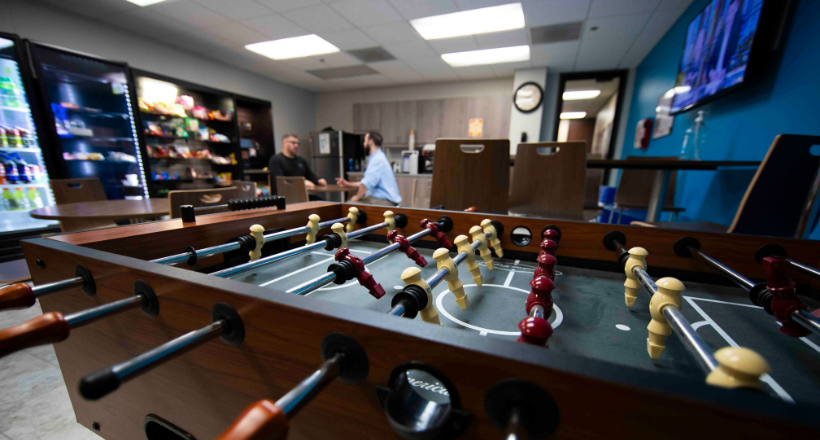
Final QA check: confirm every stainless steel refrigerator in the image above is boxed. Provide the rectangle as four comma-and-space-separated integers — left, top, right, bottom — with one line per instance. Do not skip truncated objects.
304, 130, 363, 202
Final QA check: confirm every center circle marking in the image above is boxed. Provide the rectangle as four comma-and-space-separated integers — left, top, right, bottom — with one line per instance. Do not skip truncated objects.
436, 284, 563, 335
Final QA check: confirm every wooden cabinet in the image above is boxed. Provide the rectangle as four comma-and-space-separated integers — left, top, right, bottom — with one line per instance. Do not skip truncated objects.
415, 99, 443, 144
353, 96, 510, 145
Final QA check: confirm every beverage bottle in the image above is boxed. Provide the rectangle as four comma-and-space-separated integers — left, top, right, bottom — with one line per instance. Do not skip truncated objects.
10, 128, 22, 148
13, 187, 29, 210
11, 154, 30, 182
29, 165, 40, 183
0, 162, 6, 184
348, 158, 353, 171
0, 127, 7, 147
28, 187, 43, 208
693, 110, 707, 161
1, 154, 18, 183
680, 127, 694, 159
2, 188, 14, 210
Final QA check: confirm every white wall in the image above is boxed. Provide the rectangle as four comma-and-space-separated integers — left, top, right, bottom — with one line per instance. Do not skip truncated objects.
591, 93, 617, 156
2, 0, 316, 153
508, 68, 546, 155
316, 78, 514, 132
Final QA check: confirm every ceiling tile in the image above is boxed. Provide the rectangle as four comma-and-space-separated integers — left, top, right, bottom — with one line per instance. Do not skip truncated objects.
405, 56, 458, 80
200, 22, 269, 49
283, 4, 355, 32
658, 0, 695, 11
103, 8, 196, 38
279, 51, 363, 70
150, 0, 230, 29
257, 0, 325, 12
589, 0, 660, 18
329, 0, 404, 27
642, 7, 687, 35
454, 0, 513, 11
427, 36, 479, 54
491, 60, 531, 77
387, 0, 459, 20
241, 14, 309, 39
40, 0, 138, 19
453, 65, 496, 80
575, 37, 631, 71
318, 29, 379, 50
369, 60, 427, 82
584, 13, 652, 42
363, 22, 425, 45
164, 29, 230, 57
530, 40, 580, 71
475, 29, 528, 49
192, 0, 274, 21
323, 75, 397, 90
522, 0, 591, 27
383, 41, 438, 59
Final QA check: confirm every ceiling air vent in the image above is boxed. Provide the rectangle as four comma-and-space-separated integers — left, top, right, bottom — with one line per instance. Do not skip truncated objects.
306, 65, 381, 80
346, 46, 396, 63
530, 22, 583, 45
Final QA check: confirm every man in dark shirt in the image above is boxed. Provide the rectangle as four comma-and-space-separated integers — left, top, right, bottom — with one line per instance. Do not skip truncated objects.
269, 133, 326, 195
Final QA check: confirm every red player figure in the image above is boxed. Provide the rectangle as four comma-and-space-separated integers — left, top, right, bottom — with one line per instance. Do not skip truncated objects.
762, 257, 809, 337
420, 218, 453, 249
526, 276, 555, 315
534, 253, 557, 281
538, 238, 558, 258
387, 230, 427, 267
517, 316, 553, 347
542, 229, 559, 243
334, 248, 386, 299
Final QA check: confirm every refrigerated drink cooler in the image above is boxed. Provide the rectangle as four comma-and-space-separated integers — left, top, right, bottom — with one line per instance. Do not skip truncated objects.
29, 42, 149, 200
0, 32, 58, 238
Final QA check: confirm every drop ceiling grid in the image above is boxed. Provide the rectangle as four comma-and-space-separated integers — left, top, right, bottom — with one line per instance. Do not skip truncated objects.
34, 0, 693, 91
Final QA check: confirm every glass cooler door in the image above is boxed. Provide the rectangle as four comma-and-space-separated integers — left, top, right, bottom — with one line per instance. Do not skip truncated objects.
30, 43, 148, 200
0, 33, 58, 234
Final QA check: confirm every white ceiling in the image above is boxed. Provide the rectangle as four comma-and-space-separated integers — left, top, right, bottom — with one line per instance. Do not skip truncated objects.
34, 0, 695, 92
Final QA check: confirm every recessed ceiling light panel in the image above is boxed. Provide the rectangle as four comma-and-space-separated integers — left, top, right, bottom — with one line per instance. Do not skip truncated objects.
411, 3, 525, 40
563, 90, 601, 100
442, 45, 529, 67
125, 0, 167, 6
246, 35, 340, 60
560, 112, 587, 119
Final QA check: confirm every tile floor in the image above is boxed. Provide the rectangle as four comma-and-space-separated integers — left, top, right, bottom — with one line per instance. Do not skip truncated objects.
0, 300, 100, 440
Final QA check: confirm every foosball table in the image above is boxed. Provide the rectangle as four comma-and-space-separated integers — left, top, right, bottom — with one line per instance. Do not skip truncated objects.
2, 200, 820, 439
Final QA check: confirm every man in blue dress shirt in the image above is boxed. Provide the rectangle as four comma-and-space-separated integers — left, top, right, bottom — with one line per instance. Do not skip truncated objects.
336, 132, 401, 206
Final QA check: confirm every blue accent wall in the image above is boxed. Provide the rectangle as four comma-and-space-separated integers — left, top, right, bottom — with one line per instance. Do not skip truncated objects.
621, 0, 820, 227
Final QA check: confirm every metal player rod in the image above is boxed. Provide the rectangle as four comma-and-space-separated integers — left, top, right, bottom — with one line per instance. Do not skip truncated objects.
630, 260, 718, 374
0, 294, 147, 359
214, 353, 349, 440
80, 319, 227, 400
387, 232, 488, 317
152, 217, 350, 266
210, 221, 390, 278
767, 254, 820, 283
687, 247, 820, 335
289, 228, 434, 296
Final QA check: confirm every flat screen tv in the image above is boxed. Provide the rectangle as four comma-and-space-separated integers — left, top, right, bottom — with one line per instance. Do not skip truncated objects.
670, 0, 783, 113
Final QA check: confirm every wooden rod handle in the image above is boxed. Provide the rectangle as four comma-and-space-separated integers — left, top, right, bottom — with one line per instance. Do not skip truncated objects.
0, 312, 70, 358
0, 283, 36, 311
215, 400, 289, 440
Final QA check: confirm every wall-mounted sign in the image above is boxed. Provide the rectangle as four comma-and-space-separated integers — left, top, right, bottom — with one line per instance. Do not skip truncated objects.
468, 118, 483, 137
653, 90, 675, 139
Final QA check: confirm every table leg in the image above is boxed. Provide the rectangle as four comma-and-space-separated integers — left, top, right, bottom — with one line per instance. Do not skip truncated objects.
646, 170, 671, 222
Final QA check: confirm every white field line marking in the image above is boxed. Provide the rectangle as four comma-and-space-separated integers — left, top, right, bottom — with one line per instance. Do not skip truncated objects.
503, 270, 515, 287
692, 321, 709, 330
259, 257, 334, 287
436, 284, 563, 335
683, 296, 794, 403
692, 296, 820, 355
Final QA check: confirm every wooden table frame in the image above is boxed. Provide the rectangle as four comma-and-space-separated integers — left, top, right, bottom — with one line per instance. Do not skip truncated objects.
20, 202, 820, 440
